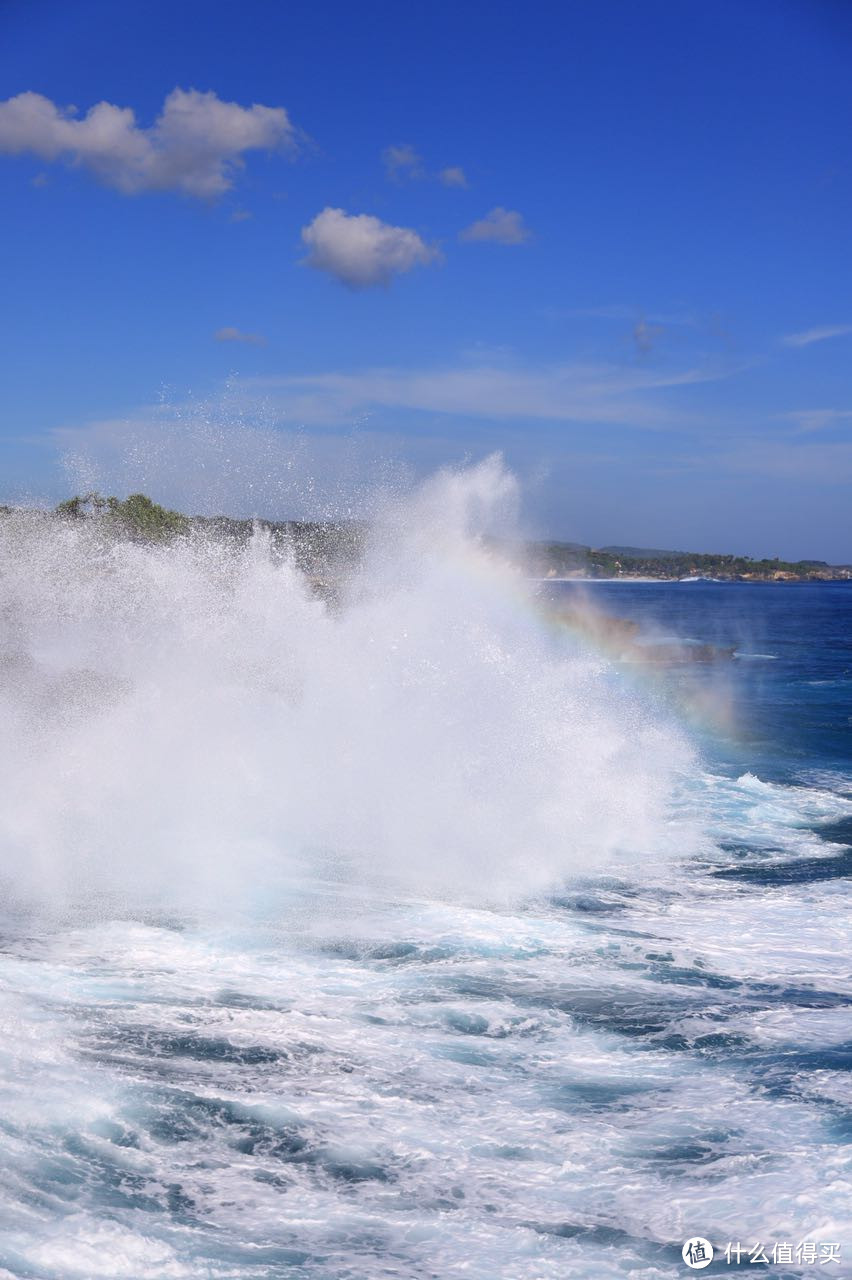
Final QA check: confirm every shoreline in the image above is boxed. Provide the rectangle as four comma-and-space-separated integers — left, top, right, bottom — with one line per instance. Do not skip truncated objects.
533, 575, 852, 585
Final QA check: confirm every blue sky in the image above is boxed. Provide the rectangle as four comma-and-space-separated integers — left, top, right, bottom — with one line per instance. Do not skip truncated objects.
1, 0, 850, 558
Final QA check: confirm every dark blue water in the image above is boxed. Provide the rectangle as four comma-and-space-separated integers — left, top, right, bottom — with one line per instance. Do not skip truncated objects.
548, 580, 852, 785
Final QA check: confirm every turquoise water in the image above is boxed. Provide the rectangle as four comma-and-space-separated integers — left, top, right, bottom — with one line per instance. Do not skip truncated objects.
0, 527, 849, 1279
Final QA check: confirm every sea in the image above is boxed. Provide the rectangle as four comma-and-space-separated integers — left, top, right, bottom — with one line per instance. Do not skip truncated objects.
0, 470, 849, 1279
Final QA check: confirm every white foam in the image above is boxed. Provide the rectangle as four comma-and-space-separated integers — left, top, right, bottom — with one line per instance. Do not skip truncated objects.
2, 880, 850, 1279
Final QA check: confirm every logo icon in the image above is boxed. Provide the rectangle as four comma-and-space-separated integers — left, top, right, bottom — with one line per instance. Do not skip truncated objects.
682, 1237, 714, 1269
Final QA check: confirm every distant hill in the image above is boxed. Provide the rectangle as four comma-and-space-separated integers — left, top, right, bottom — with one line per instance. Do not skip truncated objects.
599, 545, 833, 566
599, 545, 691, 559
525, 540, 850, 582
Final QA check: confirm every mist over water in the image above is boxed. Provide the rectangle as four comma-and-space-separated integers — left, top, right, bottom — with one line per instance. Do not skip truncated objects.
1, 452, 850, 1279
0, 456, 688, 916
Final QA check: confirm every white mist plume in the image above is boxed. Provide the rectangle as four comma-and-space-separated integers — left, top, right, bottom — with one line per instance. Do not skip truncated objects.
0, 457, 690, 914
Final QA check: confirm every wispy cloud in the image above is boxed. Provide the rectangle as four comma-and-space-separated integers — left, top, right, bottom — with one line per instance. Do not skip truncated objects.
459, 207, 531, 245
382, 147, 469, 188
44, 353, 735, 518
301, 208, 441, 289
781, 324, 852, 348
382, 143, 424, 181
0, 88, 296, 198
438, 165, 468, 188
246, 358, 731, 429
214, 326, 266, 345
783, 408, 852, 433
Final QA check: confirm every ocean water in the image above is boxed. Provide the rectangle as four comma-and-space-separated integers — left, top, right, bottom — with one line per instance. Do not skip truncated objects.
0, 466, 850, 1279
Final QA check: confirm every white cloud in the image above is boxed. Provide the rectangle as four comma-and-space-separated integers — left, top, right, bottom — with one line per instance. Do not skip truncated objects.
214, 326, 266, 345
459, 207, 531, 245
382, 143, 424, 180
438, 165, 468, 188
781, 324, 852, 348
0, 88, 295, 198
301, 207, 441, 289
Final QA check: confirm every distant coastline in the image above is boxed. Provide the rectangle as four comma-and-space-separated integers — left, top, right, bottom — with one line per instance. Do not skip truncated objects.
524, 542, 852, 583
2, 495, 850, 583
536, 573, 852, 584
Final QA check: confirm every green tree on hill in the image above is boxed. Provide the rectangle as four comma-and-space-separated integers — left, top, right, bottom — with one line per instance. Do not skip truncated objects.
56, 491, 189, 539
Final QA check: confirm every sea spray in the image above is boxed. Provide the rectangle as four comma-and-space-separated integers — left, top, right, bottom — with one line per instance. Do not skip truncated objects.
0, 469, 849, 1280
0, 457, 690, 916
